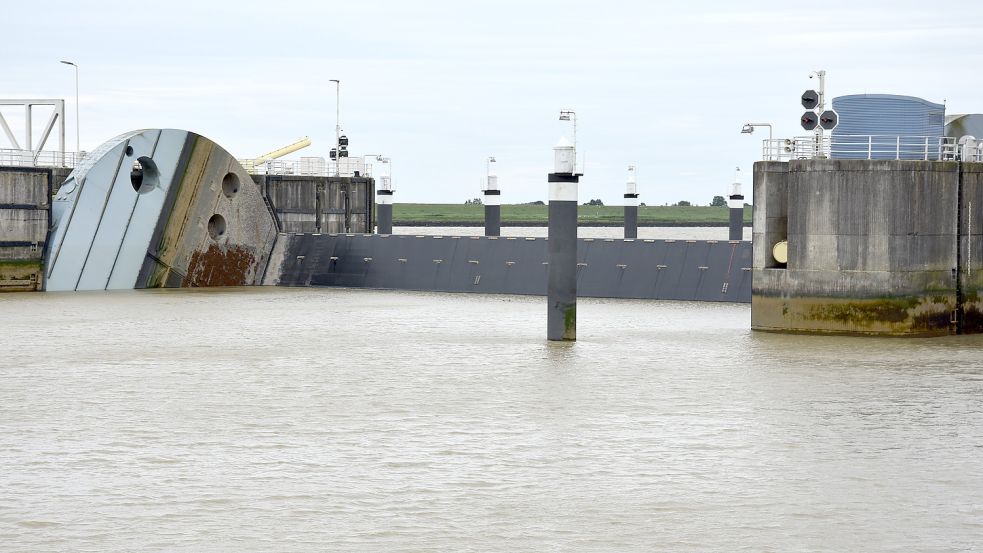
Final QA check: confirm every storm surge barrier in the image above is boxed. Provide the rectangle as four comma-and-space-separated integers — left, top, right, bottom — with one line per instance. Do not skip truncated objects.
267, 233, 752, 303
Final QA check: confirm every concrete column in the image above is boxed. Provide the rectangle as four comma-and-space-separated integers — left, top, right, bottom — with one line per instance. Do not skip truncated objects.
484, 191, 501, 236
624, 165, 638, 239
624, 198, 638, 239
728, 167, 744, 241
547, 138, 579, 341
376, 190, 393, 234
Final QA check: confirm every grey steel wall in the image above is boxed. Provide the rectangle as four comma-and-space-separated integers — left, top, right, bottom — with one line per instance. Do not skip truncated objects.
267, 233, 752, 303
946, 114, 983, 139
752, 159, 983, 336
0, 166, 51, 291
831, 94, 945, 159
255, 175, 374, 234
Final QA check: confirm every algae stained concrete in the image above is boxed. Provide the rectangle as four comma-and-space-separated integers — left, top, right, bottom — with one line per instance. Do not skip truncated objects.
0, 167, 51, 291
751, 159, 983, 336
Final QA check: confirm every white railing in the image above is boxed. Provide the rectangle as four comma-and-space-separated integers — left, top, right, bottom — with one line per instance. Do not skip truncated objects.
238, 157, 376, 178
0, 149, 86, 168
762, 135, 983, 162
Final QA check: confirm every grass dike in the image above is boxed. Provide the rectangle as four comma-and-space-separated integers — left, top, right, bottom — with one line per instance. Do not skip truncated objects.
392, 203, 752, 226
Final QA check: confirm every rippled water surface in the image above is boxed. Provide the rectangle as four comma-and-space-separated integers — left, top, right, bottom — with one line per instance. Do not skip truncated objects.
2, 287, 982, 552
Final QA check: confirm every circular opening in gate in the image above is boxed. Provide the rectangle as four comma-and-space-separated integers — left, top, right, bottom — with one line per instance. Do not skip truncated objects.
130, 156, 160, 194
222, 172, 240, 199
125, 145, 134, 156
207, 214, 227, 240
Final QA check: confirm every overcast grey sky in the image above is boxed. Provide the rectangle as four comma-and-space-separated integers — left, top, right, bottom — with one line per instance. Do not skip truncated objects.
4, 0, 983, 205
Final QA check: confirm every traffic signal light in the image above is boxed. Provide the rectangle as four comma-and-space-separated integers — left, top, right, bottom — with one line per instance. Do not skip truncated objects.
801, 111, 818, 131
819, 110, 838, 130
801, 90, 819, 110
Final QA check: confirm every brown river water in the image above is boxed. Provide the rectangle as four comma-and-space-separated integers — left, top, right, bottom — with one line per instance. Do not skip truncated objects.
1, 285, 981, 552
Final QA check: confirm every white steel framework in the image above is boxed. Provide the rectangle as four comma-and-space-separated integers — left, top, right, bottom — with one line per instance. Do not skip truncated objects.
0, 99, 66, 165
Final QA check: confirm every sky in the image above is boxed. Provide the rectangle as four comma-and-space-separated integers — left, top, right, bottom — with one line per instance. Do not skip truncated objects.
3, 0, 983, 205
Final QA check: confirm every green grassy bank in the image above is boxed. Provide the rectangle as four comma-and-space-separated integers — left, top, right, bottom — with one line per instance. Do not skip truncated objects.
392, 203, 752, 226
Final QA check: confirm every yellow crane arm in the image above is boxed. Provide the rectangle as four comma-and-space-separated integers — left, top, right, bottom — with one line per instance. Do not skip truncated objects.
252, 137, 312, 165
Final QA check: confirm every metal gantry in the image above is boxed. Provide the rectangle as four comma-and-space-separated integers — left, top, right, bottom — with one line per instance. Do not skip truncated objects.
0, 99, 67, 165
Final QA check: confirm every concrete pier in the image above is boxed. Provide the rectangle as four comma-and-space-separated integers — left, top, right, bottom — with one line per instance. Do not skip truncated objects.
728, 168, 745, 241
376, 190, 393, 234
624, 165, 639, 239
484, 193, 501, 237
752, 159, 983, 336
624, 202, 638, 239
547, 139, 579, 341
0, 166, 52, 291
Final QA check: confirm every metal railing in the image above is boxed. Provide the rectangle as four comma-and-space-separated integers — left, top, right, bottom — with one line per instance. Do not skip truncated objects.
238, 157, 376, 177
0, 149, 86, 168
762, 135, 983, 162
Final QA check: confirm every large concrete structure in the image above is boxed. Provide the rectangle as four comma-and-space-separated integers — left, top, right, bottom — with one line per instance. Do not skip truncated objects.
45, 129, 279, 291
752, 159, 983, 336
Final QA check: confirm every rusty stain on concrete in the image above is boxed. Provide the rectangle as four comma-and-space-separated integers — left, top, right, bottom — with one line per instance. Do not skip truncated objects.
182, 244, 257, 287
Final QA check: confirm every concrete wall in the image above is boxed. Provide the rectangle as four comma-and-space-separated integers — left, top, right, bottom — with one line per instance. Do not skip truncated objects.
256, 175, 374, 234
265, 233, 752, 303
752, 159, 983, 335
0, 166, 51, 291
959, 162, 983, 332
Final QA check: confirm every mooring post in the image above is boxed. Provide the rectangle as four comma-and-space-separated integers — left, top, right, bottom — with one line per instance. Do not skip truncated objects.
376, 171, 393, 235
484, 156, 500, 237
624, 164, 639, 239
547, 137, 580, 341
728, 166, 744, 241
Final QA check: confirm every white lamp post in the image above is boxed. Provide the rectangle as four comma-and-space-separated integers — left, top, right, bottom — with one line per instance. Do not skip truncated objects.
59, 60, 79, 155
330, 79, 340, 176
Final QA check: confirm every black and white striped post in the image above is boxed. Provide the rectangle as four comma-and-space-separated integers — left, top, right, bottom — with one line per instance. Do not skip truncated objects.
484, 156, 500, 237
624, 164, 639, 239
547, 137, 580, 341
728, 167, 744, 241
376, 170, 393, 235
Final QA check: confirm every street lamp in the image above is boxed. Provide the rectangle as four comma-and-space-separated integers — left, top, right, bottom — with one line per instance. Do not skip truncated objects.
59, 60, 79, 155
330, 79, 340, 176
364, 154, 391, 190
558, 109, 576, 150
740, 122, 773, 141
485, 156, 496, 191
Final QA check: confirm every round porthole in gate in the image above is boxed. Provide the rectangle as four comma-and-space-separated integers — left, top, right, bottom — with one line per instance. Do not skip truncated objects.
222, 172, 240, 199
130, 156, 160, 194
207, 214, 227, 240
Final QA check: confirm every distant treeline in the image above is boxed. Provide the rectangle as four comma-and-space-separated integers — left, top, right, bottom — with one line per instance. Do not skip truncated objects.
391, 203, 752, 226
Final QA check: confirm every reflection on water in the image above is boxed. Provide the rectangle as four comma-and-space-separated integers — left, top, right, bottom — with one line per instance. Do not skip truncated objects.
0, 287, 981, 552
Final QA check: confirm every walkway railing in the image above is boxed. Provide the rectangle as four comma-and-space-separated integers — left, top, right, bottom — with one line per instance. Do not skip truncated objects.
240, 158, 376, 178
762, 135, 983, 162
0, 149, 86, 168
0, 148, 379, 178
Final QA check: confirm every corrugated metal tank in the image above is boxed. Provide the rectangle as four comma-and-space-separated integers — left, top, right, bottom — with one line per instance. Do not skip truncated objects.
830, 94, 945, 159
